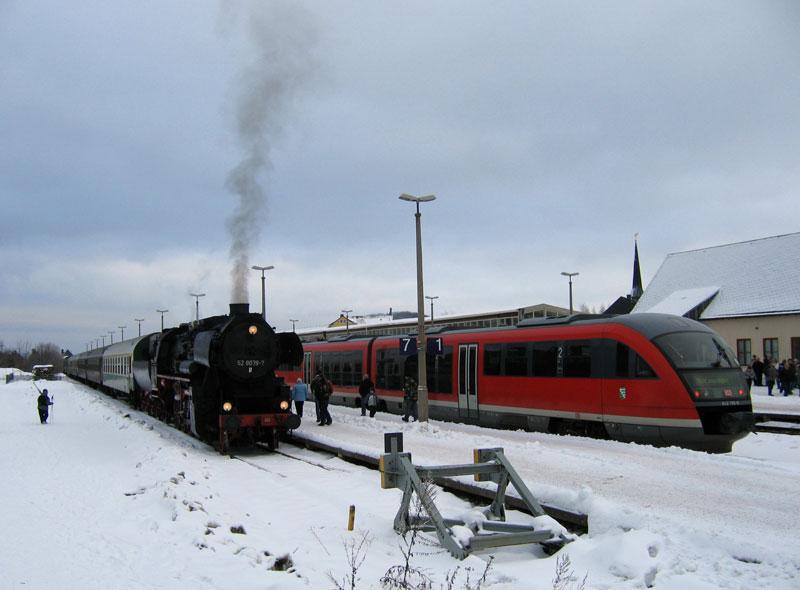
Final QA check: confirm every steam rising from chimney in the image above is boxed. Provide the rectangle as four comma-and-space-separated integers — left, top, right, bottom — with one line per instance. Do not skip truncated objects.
223, 0, 318, 303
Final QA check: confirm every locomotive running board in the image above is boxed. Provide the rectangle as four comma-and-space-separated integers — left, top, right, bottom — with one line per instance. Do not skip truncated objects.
379, 432, 572, 560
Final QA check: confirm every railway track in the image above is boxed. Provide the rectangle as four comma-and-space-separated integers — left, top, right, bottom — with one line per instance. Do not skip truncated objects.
260, 433, 589, 534
753, 412, 800, 435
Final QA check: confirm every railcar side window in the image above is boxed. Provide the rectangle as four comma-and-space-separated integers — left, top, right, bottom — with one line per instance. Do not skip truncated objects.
563, 342, 591, 378
532, 342, 558, 377
484, 344, 502, 376
505, 344, 529, 376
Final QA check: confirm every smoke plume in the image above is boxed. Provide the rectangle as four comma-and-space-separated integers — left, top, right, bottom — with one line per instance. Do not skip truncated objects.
223, 0, 318, 303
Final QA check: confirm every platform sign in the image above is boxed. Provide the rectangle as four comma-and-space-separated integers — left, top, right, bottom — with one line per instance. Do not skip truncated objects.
399, 337, 443, 356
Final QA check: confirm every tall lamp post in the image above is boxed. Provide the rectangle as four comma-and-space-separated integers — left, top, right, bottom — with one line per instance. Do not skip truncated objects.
251, 265, 274, 320
190, 293, 205, 322
134, 318, 144, 337
425, 295, 439, 325
156, 309, 168, 332
560, 271, 579, 315
289, 318, 298, 332
99, 336, 105, 347
341, 309, 352, 335
399, 192, 436, 423
108, 331, 115, 345
118, 325, 126, 341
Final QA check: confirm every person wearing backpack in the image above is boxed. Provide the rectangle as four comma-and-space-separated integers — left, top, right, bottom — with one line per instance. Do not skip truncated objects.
358, 374, 374, 416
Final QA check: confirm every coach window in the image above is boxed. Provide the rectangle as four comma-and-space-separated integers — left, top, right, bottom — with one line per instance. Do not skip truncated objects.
484, 344, 502, 376
532, 342, 558, 377
634, 353, 656, 378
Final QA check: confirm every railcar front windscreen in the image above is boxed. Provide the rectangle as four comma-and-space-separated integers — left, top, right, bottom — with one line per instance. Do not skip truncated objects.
653, 331, 747, 401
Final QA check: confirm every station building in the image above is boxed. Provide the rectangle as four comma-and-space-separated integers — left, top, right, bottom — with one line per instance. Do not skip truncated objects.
298, 303, 570, 342
633, 232, 800, 365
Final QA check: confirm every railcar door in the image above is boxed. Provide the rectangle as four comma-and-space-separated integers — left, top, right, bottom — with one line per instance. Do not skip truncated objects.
458, 344, 479, 421
303, 352, 312, 384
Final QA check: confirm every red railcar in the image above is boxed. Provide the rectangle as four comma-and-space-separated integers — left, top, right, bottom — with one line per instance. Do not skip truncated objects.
278, 313, 753, 452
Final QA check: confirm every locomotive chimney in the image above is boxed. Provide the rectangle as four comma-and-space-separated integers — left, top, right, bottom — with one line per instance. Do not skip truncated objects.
230, 303, 250, 316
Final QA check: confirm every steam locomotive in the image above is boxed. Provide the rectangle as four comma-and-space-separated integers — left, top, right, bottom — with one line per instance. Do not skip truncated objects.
65, 303, 303, 452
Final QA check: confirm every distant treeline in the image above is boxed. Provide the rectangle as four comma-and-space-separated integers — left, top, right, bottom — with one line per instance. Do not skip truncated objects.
0, 341, 69, 373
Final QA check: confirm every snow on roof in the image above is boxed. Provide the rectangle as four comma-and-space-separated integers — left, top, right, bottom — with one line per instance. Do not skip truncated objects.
642, 286, 719, 316
633, 232, 800, 319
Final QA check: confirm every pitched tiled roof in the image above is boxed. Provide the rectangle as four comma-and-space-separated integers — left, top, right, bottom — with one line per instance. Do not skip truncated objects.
633, 233, 800, 319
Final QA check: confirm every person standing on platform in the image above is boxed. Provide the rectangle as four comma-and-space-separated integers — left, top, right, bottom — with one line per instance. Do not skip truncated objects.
752, 355, 764, 386
765, 360, 777, 396
358, 374, 374, 416
311, 371, 332, 425
402, 376, 418, 422
37, 388, 53, 424
291, 378, 308, 418
743, 364, 754, 393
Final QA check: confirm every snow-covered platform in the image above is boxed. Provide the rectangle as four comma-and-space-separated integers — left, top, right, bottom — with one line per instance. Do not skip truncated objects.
3, 376, 799, 589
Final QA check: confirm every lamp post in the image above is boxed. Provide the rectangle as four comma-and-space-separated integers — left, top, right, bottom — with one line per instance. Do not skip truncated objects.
399, 192, 436, 423
289, 318, 298, 332
156, 309, 168, 332
560, 271, 579, 315
342, 309, 352, 335
134, 318, 144, 337
118, 325, 126, 341
251, 265, 274, 320
425, 295, 439, 325
108, 331, 114, 345
189, 293, 205, 321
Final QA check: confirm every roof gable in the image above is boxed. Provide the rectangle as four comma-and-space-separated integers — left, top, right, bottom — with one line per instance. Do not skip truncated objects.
633, 233, 800, 318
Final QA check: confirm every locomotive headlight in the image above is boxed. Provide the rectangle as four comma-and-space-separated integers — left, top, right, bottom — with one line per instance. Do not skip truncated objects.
222, 401, 233, 412
279, 400, 290, 411
248, 325, 258, 335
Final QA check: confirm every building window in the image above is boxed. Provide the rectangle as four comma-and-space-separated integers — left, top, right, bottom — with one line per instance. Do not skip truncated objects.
763, 338, 779, 363
791, 337, 800, 361
736, 339, 751, 366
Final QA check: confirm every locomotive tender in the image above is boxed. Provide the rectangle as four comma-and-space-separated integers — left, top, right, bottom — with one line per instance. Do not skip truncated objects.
278, 313, 753, 453
65, 303, 303, 452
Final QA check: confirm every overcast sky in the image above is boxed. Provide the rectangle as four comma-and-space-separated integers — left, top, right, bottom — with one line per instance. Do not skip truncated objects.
1, 1, 799, 354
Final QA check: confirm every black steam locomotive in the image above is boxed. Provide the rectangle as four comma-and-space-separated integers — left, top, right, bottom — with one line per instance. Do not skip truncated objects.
65, 303, 303, 452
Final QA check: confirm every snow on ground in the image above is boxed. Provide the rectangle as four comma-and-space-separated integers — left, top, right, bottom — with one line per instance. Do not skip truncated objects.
2, 375, 799, 589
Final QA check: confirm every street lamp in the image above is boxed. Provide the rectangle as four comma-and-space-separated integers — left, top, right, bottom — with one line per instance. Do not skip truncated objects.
342, 309, 352, 335
134, 318, 144, 337
251, 265, 274, 320
289, 318, 298, 332
156, 309, 168, 332
189, 293, 206, 321
108, 331, 115, 345
399, 192, 436, 422
560, 272, 579, 315
425, 295, 439, 324
118, 326, 126, 341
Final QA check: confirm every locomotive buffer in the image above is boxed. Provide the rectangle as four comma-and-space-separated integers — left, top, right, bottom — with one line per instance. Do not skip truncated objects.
379, 432, 572, 560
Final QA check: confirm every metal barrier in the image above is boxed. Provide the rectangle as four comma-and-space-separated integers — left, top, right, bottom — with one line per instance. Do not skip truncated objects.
379, 432, 572, 559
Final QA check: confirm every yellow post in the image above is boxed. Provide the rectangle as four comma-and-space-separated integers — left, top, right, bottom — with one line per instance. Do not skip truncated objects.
347, 505, 355, 531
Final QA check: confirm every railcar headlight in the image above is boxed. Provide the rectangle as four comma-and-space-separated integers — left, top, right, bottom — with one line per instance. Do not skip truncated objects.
279, 400, 290, 411
248, 325, 258, 335
222, 401, 233, 412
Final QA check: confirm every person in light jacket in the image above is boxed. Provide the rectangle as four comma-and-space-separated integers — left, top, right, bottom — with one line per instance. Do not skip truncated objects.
291, 378, 308, 418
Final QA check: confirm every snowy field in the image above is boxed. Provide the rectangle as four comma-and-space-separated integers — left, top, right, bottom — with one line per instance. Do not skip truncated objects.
2, 371, 799, 589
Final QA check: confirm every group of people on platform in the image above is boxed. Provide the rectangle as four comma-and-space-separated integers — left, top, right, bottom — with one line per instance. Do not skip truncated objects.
744, 355, 798, 396
290, 372, 419, 425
